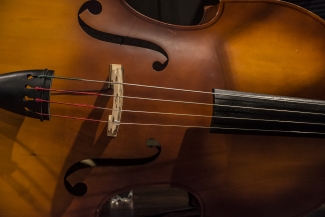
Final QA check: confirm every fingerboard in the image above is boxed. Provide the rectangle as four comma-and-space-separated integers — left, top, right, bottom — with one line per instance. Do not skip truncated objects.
210, 89, 325, 137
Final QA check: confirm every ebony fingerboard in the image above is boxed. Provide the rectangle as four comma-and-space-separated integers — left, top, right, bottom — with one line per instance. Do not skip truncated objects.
210, 89, 325, 137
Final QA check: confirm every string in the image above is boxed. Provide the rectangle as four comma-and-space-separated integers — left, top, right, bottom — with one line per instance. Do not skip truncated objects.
34, 91, 325, 135
35, 98, 325, 127
34, 111, 325, 135
35, 87, 325, 117
38, 75, 213, 95
38, 75, 325, 106
118, 122, 325, 135
35, 112, 107, 123
33, 75, 325, 135
35, 98, 98, 109
35, 87, 213, 106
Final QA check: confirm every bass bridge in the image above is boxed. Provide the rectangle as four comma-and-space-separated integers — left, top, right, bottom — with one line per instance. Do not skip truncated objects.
107, 64, 124, 137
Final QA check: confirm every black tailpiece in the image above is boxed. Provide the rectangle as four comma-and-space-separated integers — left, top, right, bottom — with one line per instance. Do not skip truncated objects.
0, 69, 54, 121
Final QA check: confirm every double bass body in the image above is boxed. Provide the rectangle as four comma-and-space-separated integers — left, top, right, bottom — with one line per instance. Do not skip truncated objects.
0, 0, 325, 216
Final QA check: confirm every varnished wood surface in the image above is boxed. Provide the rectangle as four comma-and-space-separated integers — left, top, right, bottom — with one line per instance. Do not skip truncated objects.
0, 0, 325, 217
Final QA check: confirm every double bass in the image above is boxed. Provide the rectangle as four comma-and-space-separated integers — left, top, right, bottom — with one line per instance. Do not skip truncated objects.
0, 0, 325, 216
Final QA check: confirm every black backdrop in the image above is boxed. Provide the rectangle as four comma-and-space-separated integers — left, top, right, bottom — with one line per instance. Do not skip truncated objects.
125, 0, 325, 25
291, 0, 325, 20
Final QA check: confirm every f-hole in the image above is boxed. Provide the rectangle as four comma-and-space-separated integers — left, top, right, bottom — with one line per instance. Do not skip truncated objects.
99, 186, 201, 217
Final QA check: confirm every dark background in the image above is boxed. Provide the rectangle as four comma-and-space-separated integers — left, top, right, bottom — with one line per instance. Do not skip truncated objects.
125, 0, 325, 25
